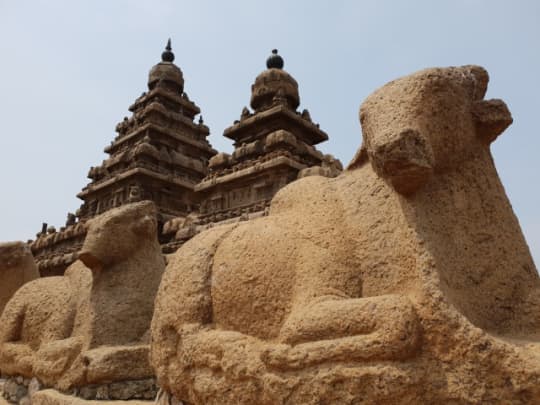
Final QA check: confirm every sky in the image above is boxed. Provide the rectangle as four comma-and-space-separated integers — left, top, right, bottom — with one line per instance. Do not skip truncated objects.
0, 1, 538, 266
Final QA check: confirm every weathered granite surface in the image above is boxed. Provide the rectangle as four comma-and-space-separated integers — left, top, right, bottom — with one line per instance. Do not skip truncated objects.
0, 202, 164, 399
151, 65, 540, 404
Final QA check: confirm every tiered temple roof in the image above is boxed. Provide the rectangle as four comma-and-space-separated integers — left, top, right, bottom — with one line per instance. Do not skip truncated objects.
194, 50, 336, 226
77, 39, 216, 224
32, 40, 216, 275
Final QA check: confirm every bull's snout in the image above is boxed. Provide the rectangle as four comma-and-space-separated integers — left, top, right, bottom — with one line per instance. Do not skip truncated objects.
371, 129, 434, 195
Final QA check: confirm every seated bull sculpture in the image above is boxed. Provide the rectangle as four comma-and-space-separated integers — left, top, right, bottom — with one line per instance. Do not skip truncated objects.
151, 66, 540, 404
0, 201, 165, 394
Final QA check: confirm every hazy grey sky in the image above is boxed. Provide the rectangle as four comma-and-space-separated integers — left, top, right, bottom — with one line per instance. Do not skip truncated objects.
1, 1, 538, 265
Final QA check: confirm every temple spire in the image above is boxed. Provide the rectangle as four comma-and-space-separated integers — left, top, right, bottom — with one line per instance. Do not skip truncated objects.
161, 38, 175, 62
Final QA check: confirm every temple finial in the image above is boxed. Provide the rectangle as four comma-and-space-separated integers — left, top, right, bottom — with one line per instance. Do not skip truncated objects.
161, 38, 175, 62
266, 49, 284, 69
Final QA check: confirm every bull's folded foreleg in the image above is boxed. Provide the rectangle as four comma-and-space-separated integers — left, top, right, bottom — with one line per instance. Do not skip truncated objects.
264, 294, 420, 370
33, 337, 83, 387
0, 342, 34, 376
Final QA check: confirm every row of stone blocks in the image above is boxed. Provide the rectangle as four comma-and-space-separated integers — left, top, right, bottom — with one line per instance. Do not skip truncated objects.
1, 376, 158, 404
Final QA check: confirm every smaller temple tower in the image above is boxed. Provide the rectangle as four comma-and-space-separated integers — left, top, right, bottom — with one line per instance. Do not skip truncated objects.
194, 50, 338, 226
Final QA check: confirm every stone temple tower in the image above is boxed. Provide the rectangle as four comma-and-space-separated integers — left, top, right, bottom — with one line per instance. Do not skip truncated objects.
77, 39, 216, 226
194, 49, 338, 227
32, 40, 216, 276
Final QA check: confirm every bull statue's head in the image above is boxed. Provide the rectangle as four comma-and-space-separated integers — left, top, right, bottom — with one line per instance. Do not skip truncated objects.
78, 201, 157, 273
351, 65, 512, 195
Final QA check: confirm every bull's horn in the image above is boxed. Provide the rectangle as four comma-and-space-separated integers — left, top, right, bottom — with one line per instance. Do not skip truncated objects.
463, 65, 489, 101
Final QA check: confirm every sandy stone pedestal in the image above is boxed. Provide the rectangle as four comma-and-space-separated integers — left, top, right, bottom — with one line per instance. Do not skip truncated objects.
31, 390, 152, 405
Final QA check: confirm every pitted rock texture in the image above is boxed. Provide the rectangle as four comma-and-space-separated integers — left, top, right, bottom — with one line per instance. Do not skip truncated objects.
0, 202, 165, 394
151, 65, 540, 404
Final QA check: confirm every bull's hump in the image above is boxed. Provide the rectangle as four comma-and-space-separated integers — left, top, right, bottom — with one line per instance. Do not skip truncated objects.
270, 175, 338, 216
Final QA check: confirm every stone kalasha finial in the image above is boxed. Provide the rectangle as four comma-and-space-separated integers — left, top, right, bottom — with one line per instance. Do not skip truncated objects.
266, 49, 284, 69
161, 38, 175, 62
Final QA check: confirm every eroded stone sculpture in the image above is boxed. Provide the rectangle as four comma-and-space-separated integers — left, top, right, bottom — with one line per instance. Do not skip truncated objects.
0, 201, 164, 401
0, 242, 39, 316
151, 65, 540, 404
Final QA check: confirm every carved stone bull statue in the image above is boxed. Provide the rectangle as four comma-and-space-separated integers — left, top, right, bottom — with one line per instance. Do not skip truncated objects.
151, 65, 540, 404
0, 201, 165, 393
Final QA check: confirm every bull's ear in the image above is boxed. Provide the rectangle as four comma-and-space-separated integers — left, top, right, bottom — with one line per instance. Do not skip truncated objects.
472, 99, 513, 144
371, 129, 434, 195
465, 65, 489, 100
